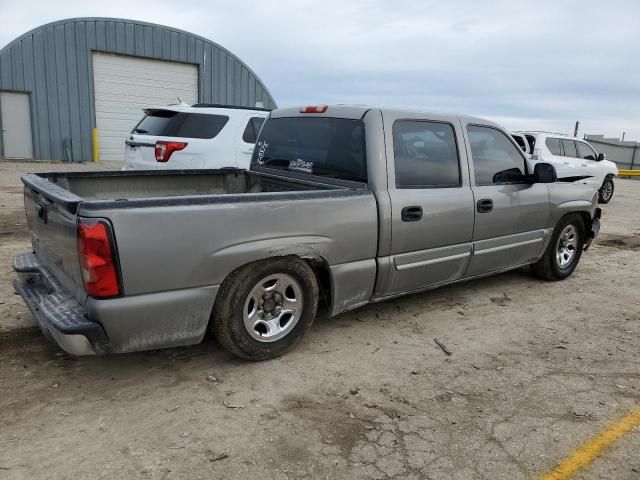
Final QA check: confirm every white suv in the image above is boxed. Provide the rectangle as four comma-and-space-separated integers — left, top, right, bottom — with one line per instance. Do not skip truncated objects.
521, 132, 619, 203
123, 104, 271, 171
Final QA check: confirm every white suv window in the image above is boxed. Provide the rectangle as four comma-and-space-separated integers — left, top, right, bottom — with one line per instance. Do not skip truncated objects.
133, 110, 229, 139
561, 139, 578, 158
576, 142, 597, 160
545, 137, 562, 156
242, 117, 266, 144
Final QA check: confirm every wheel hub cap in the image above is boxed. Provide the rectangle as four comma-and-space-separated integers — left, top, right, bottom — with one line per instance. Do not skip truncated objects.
556, 225, 578, 268
243, 273, 303, 343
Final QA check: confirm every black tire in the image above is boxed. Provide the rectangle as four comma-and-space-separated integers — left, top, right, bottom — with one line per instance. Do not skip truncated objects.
211, 257, 318, 360
532, 214, 585, 281
598, 176, 614, 204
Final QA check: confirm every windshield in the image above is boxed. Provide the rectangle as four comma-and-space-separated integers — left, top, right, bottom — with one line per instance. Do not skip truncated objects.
251, 117, 367, 183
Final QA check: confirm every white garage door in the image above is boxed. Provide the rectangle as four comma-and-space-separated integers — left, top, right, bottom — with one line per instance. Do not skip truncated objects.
93, 53, 198, 162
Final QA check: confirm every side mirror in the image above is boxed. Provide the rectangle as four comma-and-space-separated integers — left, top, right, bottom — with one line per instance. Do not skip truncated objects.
597, 152, 606, 162
533, 162, 557, 183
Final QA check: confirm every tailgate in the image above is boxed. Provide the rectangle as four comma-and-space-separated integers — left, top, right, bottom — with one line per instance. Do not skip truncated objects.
124, 135, 159, 170
23, 175, 86, 303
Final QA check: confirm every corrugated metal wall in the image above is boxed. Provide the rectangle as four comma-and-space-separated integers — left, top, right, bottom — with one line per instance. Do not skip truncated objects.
0, 18, 276, 161
586, 135, 639, 171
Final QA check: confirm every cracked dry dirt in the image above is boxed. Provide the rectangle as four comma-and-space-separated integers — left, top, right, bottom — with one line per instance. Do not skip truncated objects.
0, 162, 639, 479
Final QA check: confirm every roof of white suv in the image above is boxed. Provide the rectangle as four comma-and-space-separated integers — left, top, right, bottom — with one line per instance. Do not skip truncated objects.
143, 103, 272, 115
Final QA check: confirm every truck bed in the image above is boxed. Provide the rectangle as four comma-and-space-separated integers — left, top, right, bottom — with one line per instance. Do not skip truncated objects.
25, 168, 343, 204
19, 167, 378, 354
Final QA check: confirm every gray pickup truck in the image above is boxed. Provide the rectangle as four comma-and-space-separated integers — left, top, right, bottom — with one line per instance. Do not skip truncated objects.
14, 105, 601, 360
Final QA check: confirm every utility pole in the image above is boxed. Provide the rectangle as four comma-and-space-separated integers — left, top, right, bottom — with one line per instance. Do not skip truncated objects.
622, 131, 626, 142
573, 121, 580, 137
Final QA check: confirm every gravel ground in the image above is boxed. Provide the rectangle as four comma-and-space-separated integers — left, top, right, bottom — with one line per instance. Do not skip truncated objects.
0, 161, 638, 480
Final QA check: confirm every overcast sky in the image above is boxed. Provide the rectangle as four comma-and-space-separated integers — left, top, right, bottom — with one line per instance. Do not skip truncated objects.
1, 0, 639, 139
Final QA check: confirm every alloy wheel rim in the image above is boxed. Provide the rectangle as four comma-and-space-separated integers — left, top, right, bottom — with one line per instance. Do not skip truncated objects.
243, 273, 303, 343
602, 181, 613, 201
556, 225, 578, 268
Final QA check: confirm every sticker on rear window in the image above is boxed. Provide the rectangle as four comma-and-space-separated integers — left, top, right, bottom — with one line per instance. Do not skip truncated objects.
256, 141, 269, 165
288, 159, 313, 173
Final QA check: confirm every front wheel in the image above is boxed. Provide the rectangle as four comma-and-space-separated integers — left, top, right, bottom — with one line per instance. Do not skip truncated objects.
532, 214, 585, 281
598, 177, 614, 204
211, 257, 319, 360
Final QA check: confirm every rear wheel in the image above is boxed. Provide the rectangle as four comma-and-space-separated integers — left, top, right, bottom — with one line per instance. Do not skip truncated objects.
532, 214, 585, 281
598, 176, 614, 204
211, 257, 318, 360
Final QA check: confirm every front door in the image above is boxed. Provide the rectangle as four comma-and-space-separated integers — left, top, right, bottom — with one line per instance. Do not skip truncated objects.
0, 92, 33, 159
464, 124, 550, 277
385, 116, 475, 295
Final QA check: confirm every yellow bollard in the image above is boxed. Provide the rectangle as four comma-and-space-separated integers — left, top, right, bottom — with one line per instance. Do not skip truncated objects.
92, 128, 100, 163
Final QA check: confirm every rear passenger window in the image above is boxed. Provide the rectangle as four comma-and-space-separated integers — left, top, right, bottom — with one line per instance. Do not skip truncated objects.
561, 139, 578, 157
576, 142, 597, 160
132, 111, 229, 139
242, 117, 266, 143
393, 121, 460, 188
546, 137, 562, 155
467, 125, 526, 185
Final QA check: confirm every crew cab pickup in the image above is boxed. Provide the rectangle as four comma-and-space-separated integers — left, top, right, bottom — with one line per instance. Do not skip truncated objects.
14, 105, 602, 360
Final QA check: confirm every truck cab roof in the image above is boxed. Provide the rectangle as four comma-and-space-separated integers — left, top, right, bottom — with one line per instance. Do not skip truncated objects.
270, 104, 497, 127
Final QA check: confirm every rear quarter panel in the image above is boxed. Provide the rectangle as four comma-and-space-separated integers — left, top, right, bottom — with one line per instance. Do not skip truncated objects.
81, 190, 379, 308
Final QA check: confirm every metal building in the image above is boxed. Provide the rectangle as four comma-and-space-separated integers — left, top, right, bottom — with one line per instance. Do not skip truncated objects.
0, 17, 276, 162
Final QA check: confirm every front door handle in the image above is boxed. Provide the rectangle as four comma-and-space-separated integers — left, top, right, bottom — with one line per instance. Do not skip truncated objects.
477, 199, 493, 213
401, 206, 423, 222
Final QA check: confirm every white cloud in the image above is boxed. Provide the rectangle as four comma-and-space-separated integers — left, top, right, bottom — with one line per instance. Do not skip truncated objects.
1, 0, 639, 139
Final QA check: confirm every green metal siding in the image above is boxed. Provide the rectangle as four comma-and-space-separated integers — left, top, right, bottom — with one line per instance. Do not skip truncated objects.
0, 17, 276, 161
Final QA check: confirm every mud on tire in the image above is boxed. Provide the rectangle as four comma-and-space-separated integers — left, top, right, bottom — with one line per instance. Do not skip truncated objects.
211, 257, 319, 360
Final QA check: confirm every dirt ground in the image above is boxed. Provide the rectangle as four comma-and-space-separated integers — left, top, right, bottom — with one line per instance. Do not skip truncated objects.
0, 161, 638, 480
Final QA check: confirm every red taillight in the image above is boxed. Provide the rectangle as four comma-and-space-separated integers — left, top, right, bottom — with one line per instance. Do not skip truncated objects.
77, 219, 121, 298
299, 105, 328, 113
155, 141, 187, 162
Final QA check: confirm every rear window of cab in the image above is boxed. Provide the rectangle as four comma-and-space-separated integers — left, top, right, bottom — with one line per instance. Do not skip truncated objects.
251, 117, 367, 183
133, 110, 229, 139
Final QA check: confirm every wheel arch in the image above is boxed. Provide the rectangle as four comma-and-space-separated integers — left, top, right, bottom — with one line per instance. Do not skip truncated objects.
209, 252, 376, 326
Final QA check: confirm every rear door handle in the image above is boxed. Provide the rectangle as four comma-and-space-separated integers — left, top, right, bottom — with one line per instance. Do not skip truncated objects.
401, 206, 423, 222
477, 199, 493, 213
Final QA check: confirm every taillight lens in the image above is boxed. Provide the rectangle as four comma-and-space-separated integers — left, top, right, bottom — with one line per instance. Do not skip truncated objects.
299, 105, 328, 113
77, 219, 121, 298
155, 141, 187, 162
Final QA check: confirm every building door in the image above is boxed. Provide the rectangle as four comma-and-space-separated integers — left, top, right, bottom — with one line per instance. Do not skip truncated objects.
92, 53, 198, 163
0, 92, 34, 159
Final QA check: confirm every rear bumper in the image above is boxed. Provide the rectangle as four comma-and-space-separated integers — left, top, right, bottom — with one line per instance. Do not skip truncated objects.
13, 253, 109, 355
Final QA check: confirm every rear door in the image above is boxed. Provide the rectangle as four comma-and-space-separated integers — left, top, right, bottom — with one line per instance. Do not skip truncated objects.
383, 113, 475, 295
464, 123, 549, 277
542, 136, 576, 179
